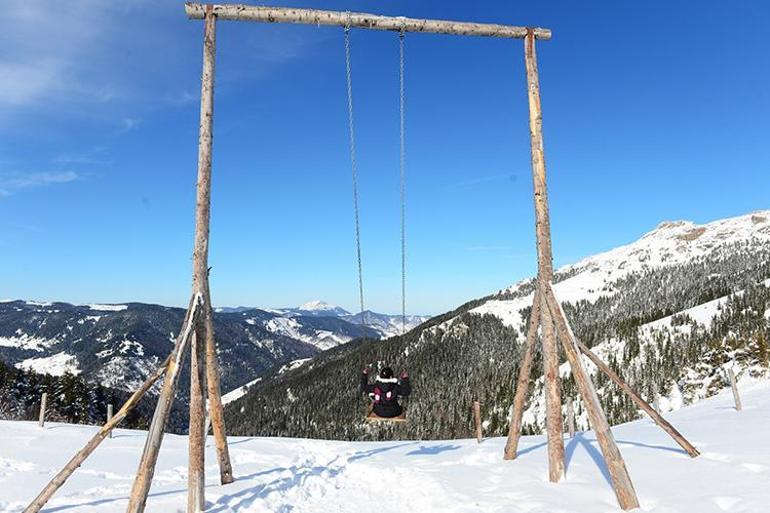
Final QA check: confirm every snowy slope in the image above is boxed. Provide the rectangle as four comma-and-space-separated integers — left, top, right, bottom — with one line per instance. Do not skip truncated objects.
0, 380, 768, 512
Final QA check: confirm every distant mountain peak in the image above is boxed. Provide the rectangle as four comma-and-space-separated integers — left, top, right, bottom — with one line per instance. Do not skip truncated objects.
298, 300, 342, 312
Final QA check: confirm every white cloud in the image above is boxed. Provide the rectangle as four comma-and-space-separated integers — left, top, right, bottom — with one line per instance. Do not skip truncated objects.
0, 171, 80, 196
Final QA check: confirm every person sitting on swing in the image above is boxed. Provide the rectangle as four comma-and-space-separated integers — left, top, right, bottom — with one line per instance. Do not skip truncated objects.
360, 366, 411, 418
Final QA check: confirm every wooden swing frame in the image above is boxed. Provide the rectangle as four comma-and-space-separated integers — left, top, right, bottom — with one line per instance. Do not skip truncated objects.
22, 4, 698, 513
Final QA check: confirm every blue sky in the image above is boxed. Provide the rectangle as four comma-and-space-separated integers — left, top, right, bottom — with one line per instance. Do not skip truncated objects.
1, 1, 769, 315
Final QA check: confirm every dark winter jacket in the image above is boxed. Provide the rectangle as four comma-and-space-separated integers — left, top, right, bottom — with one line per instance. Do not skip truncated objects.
360, 372, 412, 418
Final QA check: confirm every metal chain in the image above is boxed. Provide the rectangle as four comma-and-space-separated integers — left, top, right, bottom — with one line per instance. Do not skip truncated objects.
344, 24, 366, 327
399, 28, 407, 335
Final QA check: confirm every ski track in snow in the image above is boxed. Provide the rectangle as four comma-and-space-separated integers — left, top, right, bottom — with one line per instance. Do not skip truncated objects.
1, 381, 770, 512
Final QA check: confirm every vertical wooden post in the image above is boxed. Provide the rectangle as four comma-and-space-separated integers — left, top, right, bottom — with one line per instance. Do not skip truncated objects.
504, 293, 540, 459
38, 393, 47, 428
125, 295, 202, 513
188, 6, 218, 511
523, 29, 564, 483
544, 284, 640, 510
566, 400, 575, 438
188, 327, 207, 513
107, 404, 114, 439
473, 400, 483, 443
728, 366, 742, 411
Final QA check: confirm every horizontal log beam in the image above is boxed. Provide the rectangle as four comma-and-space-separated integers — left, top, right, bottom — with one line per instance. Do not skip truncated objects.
185, 3, 551, 40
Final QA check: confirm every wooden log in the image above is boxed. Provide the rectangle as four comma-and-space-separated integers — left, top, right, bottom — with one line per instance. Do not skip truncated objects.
125, 294, 203, 513
574, 339, 700, 457
503, 292, 541, 460
107, 404, 114, 439
543, 283, 639, 510
540, 292, 565, 481
204, 293, 234, 484
523, 30, 564, 483
38, 392, 47, 428
728, 367, 742, 411
184, 3, 551, 40
188, 325, 207, 512
566, 400, 576, 438
23, 357, 170, 513
473, 400, 483, 443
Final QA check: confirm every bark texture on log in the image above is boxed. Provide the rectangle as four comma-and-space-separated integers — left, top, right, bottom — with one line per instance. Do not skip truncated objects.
503, 293, 540, 460
575, 339, 700, 458
23, 357, 170, 513
184, 3, 551, 40
125, 294, 203, 513
543, 284, 640, 510
540, 294, 565, 481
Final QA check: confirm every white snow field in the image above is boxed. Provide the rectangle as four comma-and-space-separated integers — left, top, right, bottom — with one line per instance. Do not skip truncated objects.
1, 381, 768, 513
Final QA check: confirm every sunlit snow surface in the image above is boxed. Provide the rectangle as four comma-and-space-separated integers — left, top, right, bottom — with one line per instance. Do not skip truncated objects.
0, 381, 768, 512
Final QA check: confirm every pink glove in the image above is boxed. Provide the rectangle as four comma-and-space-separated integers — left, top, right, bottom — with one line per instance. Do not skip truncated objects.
363, 367, 369, 375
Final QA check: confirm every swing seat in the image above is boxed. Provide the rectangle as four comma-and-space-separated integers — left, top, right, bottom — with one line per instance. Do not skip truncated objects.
364, 404, 408, 423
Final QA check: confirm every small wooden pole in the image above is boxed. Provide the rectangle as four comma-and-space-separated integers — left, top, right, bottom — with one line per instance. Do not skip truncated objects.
524, 29, 564, 483
566, 400, 575, 438
38, 393, 47, 428
503, 293, 541, 459
544, 284, 639, 510
473, 400, 483, 443
107, 404, 114, 439
23, 357, 171, 513
125, 295, 202, 513
575, 338, 700, 458
728, 366, 742, 411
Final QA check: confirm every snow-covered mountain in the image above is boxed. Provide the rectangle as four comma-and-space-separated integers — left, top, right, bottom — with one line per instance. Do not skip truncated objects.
224, 210, 770, 440
219, 300, 430, 339
0, 301, 381, 398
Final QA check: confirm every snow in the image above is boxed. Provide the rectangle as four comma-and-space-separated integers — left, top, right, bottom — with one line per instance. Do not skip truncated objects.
1, 381, 769, 512
15, 352, 80, 376
221, 377, 263, 406
297, 300, 342, 312
0, 334, 57, 351
87, 304, 128, 312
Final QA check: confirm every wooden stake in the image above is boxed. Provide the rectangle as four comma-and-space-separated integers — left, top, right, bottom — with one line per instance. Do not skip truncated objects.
728, 366, 742, 411
473, 400, 483, 443
23, 357, 170, 513
524, 30, 564, 483
504, 292, 541, 460
566, 400, 576, 438
544, 284, 640, 510
125, 294, 203, 513
184, 3, 551, 40
107, 404, 114, 439
575, 339, 700, 458
38, 393, 47, 428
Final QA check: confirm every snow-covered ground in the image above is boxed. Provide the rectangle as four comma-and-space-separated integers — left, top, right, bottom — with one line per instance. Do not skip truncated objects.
1, 381, 768, 512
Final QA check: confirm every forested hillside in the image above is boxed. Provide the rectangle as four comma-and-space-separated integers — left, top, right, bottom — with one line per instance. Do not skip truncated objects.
224, 212, 770, 440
